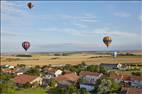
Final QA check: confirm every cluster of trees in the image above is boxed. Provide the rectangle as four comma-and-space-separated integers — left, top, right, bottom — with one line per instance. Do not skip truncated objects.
54, 53, 69, 56
47, 79, 90, 94
126, 65, 141, 71
62, 62, 108, 74
4, 58, 20, 62
58, 85, 90, 94
131, 71, 142, 76
0, 73, 16, 94
48, 79, 57, 88
25, 66, 41, 76
53, 77, 121, 94
94, 77, 122, 94
16, 55, 32, 57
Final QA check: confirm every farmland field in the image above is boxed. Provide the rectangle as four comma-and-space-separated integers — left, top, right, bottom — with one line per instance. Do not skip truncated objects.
1, 52, 142, 66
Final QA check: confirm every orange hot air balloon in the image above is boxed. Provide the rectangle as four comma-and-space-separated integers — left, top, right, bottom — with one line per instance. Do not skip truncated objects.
103, 36, 112, 47
27, 2, 33, 10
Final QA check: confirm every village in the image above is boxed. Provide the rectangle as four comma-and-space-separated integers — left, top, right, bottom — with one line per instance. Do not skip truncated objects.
1, 62, 142, 94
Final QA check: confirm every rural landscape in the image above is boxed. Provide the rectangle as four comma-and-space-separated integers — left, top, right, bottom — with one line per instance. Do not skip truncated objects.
1, 51, 142, 94
1, 51, 142, 66
1, 1, 142, 94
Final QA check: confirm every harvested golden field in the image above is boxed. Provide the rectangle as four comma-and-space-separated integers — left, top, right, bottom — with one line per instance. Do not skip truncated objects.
1, 53, 142, 66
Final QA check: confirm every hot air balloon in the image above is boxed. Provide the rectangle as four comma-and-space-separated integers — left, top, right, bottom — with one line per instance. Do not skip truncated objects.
22, 41, 30, 51
27, 2, 33, 10
103, 36, 112, 47
112, 51, 117, 58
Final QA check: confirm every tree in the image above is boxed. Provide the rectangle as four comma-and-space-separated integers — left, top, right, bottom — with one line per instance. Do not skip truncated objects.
25, 67, 40, 76
80, 88, 90, 94
23, 82, 32, 88
86, 65, 99, 72
80, 61, 87, 66
62, 53, 68, 56
54, 53, 61, 56
48, 79, 57, 88
59, 88, 66, 94
99, 66, 107, 74
66, 85, 77, 94
95, 77, 121, 94
35, 65, 40, 69
131, 71, 141, 76
0, 80, 16, 94
63, 64, 72, 70
17, 64, 26, 68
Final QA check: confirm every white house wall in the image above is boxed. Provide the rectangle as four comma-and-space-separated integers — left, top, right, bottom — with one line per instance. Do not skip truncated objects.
80, 84, 94, 91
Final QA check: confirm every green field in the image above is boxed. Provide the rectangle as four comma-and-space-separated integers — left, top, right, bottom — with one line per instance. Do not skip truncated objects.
15, 87, 47, 94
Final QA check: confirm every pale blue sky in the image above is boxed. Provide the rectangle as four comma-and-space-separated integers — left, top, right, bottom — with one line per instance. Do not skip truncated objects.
1, 1, 142, 53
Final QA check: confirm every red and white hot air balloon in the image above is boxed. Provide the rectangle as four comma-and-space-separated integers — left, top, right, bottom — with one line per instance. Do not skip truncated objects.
22, 41, 30, 51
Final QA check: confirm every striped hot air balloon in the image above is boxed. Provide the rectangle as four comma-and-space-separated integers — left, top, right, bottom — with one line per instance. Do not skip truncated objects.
22, 41, 30, 51
103, 36, 112, 47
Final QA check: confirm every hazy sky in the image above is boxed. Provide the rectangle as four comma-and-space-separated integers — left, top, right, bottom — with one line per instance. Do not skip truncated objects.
1, 1, 142, 53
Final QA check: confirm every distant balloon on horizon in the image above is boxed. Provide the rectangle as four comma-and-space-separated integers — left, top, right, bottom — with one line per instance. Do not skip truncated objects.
112, 51, 117, 58
22, 41, 30, 51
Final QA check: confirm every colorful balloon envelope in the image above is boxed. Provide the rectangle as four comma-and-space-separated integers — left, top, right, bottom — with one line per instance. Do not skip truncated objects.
103, 36, 112, 47
22, 41, 30, 51
27, 2, 33, 10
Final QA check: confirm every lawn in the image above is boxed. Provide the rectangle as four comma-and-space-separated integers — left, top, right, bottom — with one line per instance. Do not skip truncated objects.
15, 87, 47, 94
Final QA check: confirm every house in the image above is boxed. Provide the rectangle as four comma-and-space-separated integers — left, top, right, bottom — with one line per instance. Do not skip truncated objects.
54, 72, 79, 88
1, 64, 15, 69
100, 63, 118, 69
15, 67, 30, 75
79, 71, 103, 91
80, 83, 94, 91
13, 74, 42, 87
42, 68, 63, 87
111, 74, 142, 88
100, 63, 129, 70
131, 76, 142, 88
1, 69, 16, 74
43, 68, 62, 79
120, 87, 142, 94
2, 65, 15, 69
79, 71, 103, 84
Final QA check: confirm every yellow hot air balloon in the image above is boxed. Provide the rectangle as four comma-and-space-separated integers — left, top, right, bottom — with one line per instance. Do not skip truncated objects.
103, 36, 112, 47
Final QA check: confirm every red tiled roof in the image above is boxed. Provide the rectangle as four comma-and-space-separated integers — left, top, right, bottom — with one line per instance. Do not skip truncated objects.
111, 74, 142, 81
131, 76, 142, 81
14, 74, 38, 84
79, 71, 102, 77
122, 88, 142, 94
63, 70, 72, 74
121, 75, 131, 81
47, 68, 58, 73
54, 72, 79, 82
